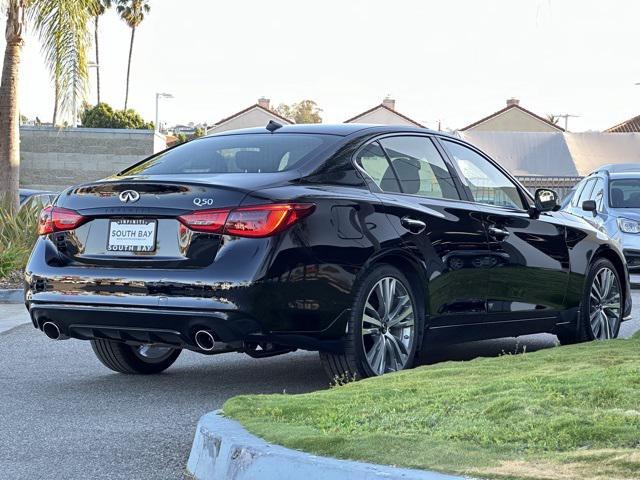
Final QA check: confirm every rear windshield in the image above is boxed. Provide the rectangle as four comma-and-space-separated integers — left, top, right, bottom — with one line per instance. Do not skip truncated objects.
610, 178, 640, 208
119, 133, 335, 175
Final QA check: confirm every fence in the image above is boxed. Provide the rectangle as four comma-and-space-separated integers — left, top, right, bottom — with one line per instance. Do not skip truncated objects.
515, 175, 583, 200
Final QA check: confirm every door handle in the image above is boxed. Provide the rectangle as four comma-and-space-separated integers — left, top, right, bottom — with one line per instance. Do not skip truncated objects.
487, 226, 510, 239
401, 217, 427, 234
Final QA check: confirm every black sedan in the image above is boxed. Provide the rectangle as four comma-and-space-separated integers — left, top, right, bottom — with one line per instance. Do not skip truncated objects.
25, 123, 632, 380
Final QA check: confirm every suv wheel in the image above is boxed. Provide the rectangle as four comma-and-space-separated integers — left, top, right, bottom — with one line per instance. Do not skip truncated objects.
557, 258, 622, 345
91, 339, 181, 374
319, 265, 421, 382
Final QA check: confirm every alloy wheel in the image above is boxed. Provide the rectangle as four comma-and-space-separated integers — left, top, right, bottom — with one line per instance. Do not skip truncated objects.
361, 276, 415, 375
134, 344, 175, 361
589, 267, 621, 340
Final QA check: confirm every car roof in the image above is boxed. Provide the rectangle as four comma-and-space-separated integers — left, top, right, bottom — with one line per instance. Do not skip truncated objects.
590, 163, 640, 175
205, 123, 444, 138
609, 172, 640, 180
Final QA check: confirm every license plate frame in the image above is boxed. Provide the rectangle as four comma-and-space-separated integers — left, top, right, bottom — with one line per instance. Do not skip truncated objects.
107, 219, 157, 253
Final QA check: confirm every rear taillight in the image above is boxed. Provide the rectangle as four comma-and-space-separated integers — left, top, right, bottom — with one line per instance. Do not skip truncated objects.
178, 203, 315, 238
37, 206, 86, 235
177, 209, 229, 234
225, 204, 315, 238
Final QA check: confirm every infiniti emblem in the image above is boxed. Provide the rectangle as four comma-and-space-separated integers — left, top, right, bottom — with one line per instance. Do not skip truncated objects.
119, 190, 140, 203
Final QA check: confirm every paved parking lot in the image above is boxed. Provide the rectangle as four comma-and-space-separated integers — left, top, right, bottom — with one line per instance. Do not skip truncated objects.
0, 294, 638, 480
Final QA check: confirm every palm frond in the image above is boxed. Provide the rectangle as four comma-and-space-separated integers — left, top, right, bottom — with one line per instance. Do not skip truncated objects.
27, 0, 98, 119
116, 0, 150, 29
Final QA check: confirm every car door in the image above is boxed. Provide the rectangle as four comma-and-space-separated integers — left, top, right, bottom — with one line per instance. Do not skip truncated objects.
439, 138, 570, 325
355, 135, 490, 328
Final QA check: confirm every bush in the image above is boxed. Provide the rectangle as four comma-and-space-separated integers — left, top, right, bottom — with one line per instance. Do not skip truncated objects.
80, 103, 154, 130
0, 201, 41, 279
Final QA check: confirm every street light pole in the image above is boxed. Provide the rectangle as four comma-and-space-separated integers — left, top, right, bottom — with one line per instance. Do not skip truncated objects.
74, 62, 99, 127
155, 92, 174, 133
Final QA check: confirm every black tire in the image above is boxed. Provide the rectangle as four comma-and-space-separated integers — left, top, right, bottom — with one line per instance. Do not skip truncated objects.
319, 264, 423, 382
90, 339, 181, 374
557, 258, 622, 345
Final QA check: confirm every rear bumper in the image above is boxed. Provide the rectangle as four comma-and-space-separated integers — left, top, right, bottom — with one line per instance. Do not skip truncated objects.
28, 302, 259, 351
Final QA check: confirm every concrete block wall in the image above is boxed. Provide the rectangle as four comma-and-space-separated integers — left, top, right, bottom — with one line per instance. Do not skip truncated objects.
19, 127, 166, 191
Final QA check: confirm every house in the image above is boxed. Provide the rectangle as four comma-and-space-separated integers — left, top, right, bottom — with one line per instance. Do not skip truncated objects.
460, 98, 564, 133
345, 98, 424, 127
206, 98, 293, 134
604, 114, 640, 133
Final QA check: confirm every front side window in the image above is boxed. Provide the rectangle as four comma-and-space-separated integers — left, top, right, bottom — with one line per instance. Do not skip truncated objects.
378, 136, 459, 199
119, 134, 336, 175
590, 178, 605, 211
442, 140, 524, 209
575, 178, 596, 208
569, 179, 588, 207
610, 178, 640, 208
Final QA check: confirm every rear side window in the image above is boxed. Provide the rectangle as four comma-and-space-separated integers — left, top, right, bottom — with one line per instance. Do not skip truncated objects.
120, 134, 336, 175
378, 137, 460, 199
356, 142, 401, 192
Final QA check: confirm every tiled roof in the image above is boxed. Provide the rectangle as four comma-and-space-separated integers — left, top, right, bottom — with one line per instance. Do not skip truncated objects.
460, 104, 565, 132
605, 115, 640, 133
213, 104, 294, 127
344, 104, 424, 127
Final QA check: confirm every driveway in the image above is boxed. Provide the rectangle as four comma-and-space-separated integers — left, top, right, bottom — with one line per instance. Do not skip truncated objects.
1, 293, 638, 480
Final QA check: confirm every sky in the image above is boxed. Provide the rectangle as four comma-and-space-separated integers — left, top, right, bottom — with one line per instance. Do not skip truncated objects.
14, 0, 640, 132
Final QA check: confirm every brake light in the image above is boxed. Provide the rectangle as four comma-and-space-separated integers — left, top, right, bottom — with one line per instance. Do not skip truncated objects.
177, 209, 229, 233
225, 203, 315, 238
37, 206, 86, 235
178, 203, 315, 238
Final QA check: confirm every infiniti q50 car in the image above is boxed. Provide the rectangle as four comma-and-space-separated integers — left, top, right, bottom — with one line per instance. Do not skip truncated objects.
25, 123, 632, 380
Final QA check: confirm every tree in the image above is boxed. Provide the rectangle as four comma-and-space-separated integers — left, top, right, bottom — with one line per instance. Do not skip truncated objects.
0, 0, 95, 211
274, 100, 322, 124
80, 102, 154, 129
94, 0, 112, 104
546, 114, 560, 125
19, 113, 27, 124
116, 0, 150, 110
32, 0, 97, 126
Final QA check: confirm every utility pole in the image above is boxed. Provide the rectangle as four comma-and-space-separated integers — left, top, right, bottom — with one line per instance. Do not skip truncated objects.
553, 113, 580, 131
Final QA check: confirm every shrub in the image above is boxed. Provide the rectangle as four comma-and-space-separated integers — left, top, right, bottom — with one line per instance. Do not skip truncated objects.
80, 102, 154, 130
0, 201, 41, 279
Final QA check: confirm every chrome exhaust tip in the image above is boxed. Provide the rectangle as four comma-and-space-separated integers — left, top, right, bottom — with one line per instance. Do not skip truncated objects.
194, 330, 216, 351
42, 322, 68, 340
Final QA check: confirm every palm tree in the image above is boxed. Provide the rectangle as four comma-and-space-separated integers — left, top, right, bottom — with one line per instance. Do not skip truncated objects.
116, 0, 150, 110
94, 0, 112, 104
33, 0, 97, 126
0, 0, 96, 210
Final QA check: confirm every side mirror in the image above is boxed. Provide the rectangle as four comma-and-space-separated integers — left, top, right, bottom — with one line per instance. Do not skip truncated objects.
534, 188, 560, 213
582, 200, 597, 213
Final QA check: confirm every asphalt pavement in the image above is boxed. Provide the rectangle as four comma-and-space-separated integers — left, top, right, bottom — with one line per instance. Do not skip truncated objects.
1, 293, 638, 480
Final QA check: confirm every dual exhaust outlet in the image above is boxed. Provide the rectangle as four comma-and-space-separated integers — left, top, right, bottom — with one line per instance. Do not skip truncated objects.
42, 323, 222, 352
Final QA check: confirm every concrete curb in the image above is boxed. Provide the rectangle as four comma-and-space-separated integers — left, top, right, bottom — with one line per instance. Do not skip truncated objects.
187, 411, 471, 480
0, 289, 22, 304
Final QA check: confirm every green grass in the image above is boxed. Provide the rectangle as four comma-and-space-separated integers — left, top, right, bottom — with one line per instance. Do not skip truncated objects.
224, 335, 640, 480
